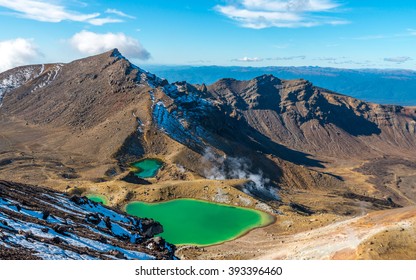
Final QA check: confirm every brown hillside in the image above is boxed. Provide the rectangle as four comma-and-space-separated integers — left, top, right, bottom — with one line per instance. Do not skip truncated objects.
2, 50, 416, 260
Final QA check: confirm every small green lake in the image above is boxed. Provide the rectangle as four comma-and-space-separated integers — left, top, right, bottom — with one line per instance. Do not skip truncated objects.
87, 194, 108, 205
131, 159, 163, 178
125, 199, 273, 246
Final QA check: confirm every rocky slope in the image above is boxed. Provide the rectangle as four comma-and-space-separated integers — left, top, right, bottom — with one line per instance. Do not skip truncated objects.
1, 50, 416, 260
3, 54, 415, 161
1, 49, 415, 208
0, 180, 175, 260
0, 64, 46, 106
206, 75, 416, 158
0, 49, 340, 203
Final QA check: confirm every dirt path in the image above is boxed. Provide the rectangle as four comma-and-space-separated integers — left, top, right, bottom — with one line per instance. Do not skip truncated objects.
257, 207, 416, 259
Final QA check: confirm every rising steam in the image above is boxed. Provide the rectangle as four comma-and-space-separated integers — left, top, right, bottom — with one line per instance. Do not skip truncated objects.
202, 148, 279, 200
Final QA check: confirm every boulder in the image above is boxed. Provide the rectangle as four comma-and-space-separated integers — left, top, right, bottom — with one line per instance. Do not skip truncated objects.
141, 219, 163, 238
85, 213, 101, 225
41, 210, 50, 220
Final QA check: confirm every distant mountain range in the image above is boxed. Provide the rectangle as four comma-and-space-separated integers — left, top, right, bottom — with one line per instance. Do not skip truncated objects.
144, 65, 416, 106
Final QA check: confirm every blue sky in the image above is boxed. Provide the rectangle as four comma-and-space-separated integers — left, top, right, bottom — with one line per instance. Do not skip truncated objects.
0, 0, 415, 72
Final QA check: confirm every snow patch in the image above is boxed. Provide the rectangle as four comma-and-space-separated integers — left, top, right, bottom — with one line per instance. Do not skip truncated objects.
153, 101, 201, 146
0, 65, 41, 106
31, 64, 63, 93
0, 197, 62, 223
0, 195, 159, 260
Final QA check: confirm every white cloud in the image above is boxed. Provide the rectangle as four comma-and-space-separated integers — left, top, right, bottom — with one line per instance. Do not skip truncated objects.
69, 30, 151, 60
105, 8, 135, 19
215, 0, 348, 28
406, 29, 416, 36
266, 55, 306, 60
233, 55, 307, 62
242, 0, 339, 12
311, 56, 371, 65
233, 57, 264, 62
0, 0, 122, 25
314, 56, 338, 61
352, 34, 388, 40
352, 29, 416, 41
87, 17, 123, 26
0, 38, 41, 72
384, 56, 412, 64
188, 59, 212, 64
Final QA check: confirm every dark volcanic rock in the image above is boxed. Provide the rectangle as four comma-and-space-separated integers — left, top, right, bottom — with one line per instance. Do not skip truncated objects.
70, 195, 88, 205
289, 202, 315, 216
121, 172, 151, 185
41, 210, 50, 220
85, 213, 101, 225
342, 192, 401, 209
140, 218, 164, 238
0, 180, 176, 260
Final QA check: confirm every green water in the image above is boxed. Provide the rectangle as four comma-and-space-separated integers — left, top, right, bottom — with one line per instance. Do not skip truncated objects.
131, 159, 163, 178
125, 199, 273, 246
87, 194, 108, 205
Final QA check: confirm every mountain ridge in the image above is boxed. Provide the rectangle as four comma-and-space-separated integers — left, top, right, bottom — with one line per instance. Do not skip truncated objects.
2, 50, 416, 260
1, 50, 416, 177
144, 65, 416, 106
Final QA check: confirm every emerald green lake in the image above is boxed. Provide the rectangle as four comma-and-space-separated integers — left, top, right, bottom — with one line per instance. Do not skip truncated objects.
125, 199, 273, 246
87, 194, 108, 205
132, 159, 163, 178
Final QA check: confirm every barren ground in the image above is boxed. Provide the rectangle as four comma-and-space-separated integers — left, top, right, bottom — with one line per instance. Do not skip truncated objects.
2, 111, 416, 260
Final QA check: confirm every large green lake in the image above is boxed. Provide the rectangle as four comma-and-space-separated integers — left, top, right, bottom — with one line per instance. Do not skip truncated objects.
132, 159, 163, 178
125, 199, 273, 246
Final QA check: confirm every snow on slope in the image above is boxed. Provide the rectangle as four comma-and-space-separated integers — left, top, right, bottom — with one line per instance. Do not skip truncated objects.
109, 48, 213, 147
153, 100, 197, 139
0, 181, 176, 260
0, 65, 43, 106
30, 64, 63, 93
151, 81, 215, 148
0, 63, 66, 107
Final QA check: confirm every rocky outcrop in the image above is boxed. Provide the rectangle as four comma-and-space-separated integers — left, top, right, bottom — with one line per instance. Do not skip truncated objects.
207, 76, 416, 158
0, 180, 176, 260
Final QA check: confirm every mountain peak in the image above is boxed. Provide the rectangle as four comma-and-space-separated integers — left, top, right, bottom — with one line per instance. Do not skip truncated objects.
211, 74, 282, 87
252, 74, 282, 85
110, 48, 126, 60
255, 73, 277, 80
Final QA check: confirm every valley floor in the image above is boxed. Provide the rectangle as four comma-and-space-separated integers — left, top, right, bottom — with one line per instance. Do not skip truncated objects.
2, 116, 416, 260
